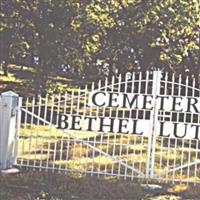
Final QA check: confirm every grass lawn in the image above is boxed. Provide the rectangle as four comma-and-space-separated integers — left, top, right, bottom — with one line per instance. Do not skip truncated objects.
0, 170, 200, 200
17, 123, 200, 184
1, 64, 200, 199
0, 64, 85, 96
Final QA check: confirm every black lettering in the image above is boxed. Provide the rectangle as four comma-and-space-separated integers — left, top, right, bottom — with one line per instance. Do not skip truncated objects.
123, 94, 139, 109
92, 92, 106, 106
132, 120, 143, 135
173, 123, 187, 138
57, 114, 69, 129
191, 124, 200, 140
84, 116, 97, 131
171, 97, 183, 112
118, 119, 129, 134
142, 95, 153, 110
157, 96, 169, 110
159, 122, 170, 137
99, 117, 114, 133
108, 92, 119, 107
71, 115, 82, 130
187, 97, 199, 113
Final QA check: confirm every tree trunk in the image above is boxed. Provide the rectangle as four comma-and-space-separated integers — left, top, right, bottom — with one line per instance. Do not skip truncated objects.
3, 61, 8, 76
34, 56, 50, 95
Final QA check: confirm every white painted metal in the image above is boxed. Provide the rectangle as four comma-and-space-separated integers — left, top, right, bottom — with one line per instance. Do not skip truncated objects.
146, 71, 161, 178
0, 91, 22, 169
13, 71, 200, 184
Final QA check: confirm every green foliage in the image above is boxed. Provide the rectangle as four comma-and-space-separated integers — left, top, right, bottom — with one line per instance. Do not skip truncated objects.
142, 0, 200, 73
0, 0, 199, 89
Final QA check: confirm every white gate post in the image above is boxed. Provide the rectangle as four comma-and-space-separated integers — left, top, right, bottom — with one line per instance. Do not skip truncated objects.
146, 71, 162, 178
0, 91, 22, 170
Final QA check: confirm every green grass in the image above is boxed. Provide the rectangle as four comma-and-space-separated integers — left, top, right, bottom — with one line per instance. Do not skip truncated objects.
0, 64, 83, 96
17, 124, 200, 183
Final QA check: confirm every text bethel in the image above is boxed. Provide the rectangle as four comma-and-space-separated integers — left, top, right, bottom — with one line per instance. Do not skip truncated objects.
57, 91, 200, 140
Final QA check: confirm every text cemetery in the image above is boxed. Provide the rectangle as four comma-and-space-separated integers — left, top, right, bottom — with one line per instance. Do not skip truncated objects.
58, 91, 200, 140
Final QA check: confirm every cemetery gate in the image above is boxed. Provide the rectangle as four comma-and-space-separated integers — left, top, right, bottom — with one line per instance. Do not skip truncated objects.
0, 71, 199, 184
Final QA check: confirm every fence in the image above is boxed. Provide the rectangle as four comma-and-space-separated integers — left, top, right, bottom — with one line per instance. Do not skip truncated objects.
0, 71, 199, 184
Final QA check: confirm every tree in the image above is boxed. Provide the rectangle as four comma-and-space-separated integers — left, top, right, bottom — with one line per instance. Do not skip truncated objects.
81, 0, 200, 78
1, 0, 199, 90
1, 0, 81, 90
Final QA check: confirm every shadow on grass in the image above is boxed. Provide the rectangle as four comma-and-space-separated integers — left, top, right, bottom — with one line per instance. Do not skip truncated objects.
1, 170, 200, 200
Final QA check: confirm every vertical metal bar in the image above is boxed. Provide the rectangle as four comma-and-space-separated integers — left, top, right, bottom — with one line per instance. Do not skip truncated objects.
124, 73, 131, 179
97, 80, 102, 177
90, 82, 95, 176
34, 96, 42, 169
111, 75, 117, 176
46, 96, 54, 170
139, 72, 149, 176
117, 134, 123, 178
187, 139, 192, 184
52, 94, 61, 171
21, 98, 29, 167
180, 137, 185, 181
172, 138, 177, 183
29, 97, 35, 168
193, 78, 198, 183
59, 94, 67, 172
104, 76, 113, 177
158, 137, 164, 180
131, 72, 136, 180
64, 91, 70, 172
172, 74, 182, 182
14, 97, 22, 166
115, 74, 122, 178
83, 85, 89, 175
65, 139, 70, 172
40, 95, 48, 169
76, 87, 82, 173
146, 71, 161, 178
166, 138, 171, 181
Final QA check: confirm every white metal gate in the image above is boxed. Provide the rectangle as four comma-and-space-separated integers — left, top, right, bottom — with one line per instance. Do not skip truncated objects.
16, 71, 200, 184
151, 72, 200, 183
